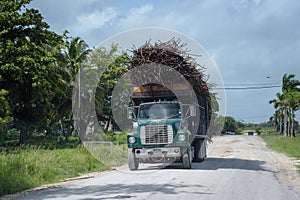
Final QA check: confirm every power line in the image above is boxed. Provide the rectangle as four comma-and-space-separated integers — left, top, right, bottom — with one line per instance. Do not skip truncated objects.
213, 85, 281, 90
236, 116, 270, 119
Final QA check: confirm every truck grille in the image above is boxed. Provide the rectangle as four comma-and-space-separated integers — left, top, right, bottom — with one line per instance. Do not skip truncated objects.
140, 125, 173, 144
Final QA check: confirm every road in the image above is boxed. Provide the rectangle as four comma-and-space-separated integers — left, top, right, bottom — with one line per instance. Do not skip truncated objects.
15, 135, 300, 200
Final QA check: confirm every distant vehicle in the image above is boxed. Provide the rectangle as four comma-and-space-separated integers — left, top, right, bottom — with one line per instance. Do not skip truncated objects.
224, 131, 235, 135
247, 132, 258, 136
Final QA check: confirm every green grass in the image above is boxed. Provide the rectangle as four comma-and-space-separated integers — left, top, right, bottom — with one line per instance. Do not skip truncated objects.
260, 130, 300, 173
0, 132, 128, 197
0, 146, 109, 197
105, 132, 127, 145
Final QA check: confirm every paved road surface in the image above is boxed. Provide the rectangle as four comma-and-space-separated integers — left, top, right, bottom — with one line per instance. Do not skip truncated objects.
17, 135, 300, 200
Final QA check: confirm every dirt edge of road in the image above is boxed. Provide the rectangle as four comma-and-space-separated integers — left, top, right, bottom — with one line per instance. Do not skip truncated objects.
266, 149, 300, 196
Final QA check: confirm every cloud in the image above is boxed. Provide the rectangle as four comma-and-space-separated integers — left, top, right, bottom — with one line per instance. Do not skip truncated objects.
131, 4, 153, 15
118, 4, 154, 27
30, 0, 107, 34
31, 0, 300, 122
70, 7, 118, 34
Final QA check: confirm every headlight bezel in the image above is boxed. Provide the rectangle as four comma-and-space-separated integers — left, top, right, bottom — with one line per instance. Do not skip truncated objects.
128, 136, 136, 144
178, 134, 186, 142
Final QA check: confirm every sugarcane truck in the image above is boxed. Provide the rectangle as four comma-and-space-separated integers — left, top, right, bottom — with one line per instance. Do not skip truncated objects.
126, 83, 210, 170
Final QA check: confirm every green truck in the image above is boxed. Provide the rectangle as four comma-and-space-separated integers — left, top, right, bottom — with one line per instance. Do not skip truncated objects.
125, 39, 212, 170
126, 83, 210, 170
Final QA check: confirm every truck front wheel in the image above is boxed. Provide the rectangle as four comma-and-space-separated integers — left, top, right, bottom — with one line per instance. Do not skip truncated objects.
128, 149, 139, 170
182, 148, 192, 169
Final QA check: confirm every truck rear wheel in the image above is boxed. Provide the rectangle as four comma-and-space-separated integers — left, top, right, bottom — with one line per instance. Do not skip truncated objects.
182, 148, 192, 169
128, 149, 139, 170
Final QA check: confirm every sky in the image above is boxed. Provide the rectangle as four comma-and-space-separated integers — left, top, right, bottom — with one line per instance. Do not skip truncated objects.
30, 0, 300, 123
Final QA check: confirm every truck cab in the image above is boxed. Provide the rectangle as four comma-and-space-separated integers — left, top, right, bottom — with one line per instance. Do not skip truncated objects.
126, 83, 208, 170
127, 100, 195, 170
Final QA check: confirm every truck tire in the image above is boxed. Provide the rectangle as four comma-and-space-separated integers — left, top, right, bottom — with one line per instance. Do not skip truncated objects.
182, 148, 192, 169
193, 139, 206, 162
128, 149, 139, 170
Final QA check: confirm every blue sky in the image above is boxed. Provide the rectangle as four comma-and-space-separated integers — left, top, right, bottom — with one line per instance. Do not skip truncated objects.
30, 0, 300, 123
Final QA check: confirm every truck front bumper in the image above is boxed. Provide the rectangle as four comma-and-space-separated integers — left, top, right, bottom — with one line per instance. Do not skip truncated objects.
134, 147, 182, 161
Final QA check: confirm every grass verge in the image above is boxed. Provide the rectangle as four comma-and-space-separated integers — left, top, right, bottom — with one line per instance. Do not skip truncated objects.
260, 131, 300, 173
0, 144, 124, 197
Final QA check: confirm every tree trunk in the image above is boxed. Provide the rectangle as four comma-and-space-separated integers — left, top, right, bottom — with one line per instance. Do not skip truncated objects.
283, 108, 288, 137
288, 108, 292, 137
287, 114, 290, 137
105, 116, 111, 132
279, 116, 283, 134
19, 125, 28, 145
291, 111, 296, 137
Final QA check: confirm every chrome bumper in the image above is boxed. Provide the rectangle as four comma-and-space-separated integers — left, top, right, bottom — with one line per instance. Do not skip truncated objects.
134, 147, 181, 159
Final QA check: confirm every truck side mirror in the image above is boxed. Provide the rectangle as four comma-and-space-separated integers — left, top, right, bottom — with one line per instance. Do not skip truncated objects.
128, 107, 137, 121
127, 107, 133, 120
190, 105, 196, 117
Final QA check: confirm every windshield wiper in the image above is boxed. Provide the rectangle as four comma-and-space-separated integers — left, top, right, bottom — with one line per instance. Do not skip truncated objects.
165, 114, 181, 119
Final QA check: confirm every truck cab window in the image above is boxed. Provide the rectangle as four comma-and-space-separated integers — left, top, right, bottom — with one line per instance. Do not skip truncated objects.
138, 102, 181, 120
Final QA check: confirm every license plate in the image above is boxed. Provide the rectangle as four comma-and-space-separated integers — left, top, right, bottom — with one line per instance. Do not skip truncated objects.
153, 149, 161, 154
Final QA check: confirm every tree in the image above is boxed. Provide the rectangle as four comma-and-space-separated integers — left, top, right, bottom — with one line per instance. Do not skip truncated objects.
286, 91, 300, 137
97, 53, 130, 131
73, 44, 130, 137
63, 35, 91, 79
54, 35, 91, 140
0, 88, 12, 133
269, 92, 286, 135
281, 74, 300, 137
223, 116, 237, 133
0, 0, 63, 143
270, 109, 283, 133
270, 73, 300, 137
282, 73, 300, 93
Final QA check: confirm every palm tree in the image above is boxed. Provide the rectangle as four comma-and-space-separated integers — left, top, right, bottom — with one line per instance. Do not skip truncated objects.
282, 73, 300, 93
53, 36, 91, 140
282, 74, 300, 137
64, 37, 91, 79
286, 91, 300, 137
269, 92, 287, 136
270, 109, 283, 133
270, 74, 300, 137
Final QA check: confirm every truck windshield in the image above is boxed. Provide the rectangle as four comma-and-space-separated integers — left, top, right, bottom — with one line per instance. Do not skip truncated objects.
138, 103, 182, 119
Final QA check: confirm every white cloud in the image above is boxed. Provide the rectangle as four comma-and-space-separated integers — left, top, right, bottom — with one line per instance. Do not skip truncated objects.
132, 4, 153, 15
31, 0, 300, 122
70, 7, 118, 34
118, 4, 154, 26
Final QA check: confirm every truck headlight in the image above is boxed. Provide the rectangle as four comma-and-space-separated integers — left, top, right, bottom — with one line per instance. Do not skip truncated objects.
129, 136, 136, 144
178, 134, 186, 142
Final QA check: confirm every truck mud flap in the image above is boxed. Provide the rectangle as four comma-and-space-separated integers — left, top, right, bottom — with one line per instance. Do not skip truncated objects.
192, 139, 206, 162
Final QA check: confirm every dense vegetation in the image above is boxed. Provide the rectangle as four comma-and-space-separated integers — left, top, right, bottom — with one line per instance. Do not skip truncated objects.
0, 0, 128, 145
0, 0, 128, 197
